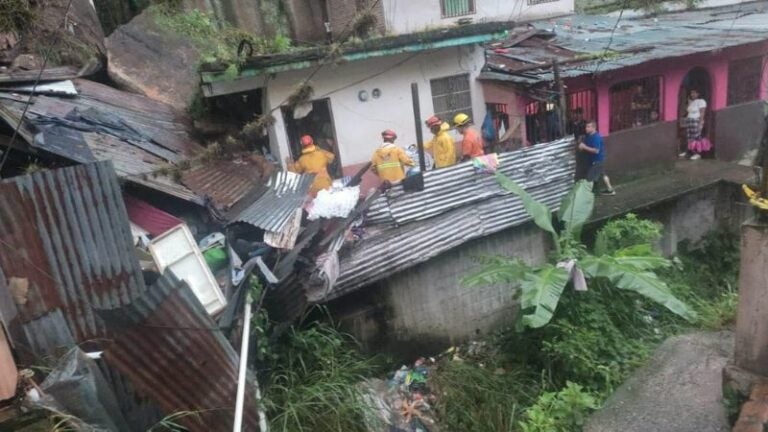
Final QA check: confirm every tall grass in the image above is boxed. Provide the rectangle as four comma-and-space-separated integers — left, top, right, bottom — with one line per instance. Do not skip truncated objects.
262, 322, 381, 432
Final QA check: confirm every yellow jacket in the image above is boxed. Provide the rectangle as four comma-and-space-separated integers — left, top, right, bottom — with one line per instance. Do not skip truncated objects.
371, 143, 415, 182
425, 122, 456, 168
288, 145, 335, 195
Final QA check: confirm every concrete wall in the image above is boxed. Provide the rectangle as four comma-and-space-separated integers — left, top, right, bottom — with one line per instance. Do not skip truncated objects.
603, 120, 678, 177
381, 0, 574, 35
333, 181, 748, 357
267, 45, 488, 167
714, 100, 766, 163
330, 221, 549, 357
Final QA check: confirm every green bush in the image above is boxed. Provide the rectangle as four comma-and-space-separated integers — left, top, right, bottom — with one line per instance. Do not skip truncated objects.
518, 382, 598, 432
594, 213, 663, 256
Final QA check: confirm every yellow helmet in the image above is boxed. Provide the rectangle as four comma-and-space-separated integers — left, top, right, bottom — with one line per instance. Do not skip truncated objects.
453, 113, 470, 127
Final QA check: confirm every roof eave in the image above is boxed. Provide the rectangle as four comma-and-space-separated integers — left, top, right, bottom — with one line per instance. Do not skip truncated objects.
200, 31, 508, 85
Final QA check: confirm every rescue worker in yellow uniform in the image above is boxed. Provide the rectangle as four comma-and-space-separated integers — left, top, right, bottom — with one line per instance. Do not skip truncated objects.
423, 115, 456, 169
454, 113, 484, 161
371, 129, 414, 183
287, 135, 335, 196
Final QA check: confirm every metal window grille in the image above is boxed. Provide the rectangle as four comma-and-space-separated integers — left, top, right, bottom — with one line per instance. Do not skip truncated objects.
524, 89, 596, 144
431, 74, 473, 124
609, 77, 662, 132
528, 0, 559, 5
728, 56, 763, 106
441, 0, 475, 18
486, 103, 510, 133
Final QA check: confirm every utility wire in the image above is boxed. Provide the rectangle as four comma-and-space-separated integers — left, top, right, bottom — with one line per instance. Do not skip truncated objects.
592, 0, 628, 76
0, 0, 75, 177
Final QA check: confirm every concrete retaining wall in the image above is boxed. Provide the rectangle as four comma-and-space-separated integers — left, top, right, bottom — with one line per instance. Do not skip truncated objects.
331, 181, 748, 358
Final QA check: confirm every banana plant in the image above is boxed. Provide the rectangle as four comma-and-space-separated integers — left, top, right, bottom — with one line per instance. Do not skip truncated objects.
464, 173, 696, 329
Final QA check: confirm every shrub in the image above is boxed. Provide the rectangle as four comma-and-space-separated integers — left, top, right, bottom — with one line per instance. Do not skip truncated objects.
594, 213, 663, 256
518, 382, 598, 432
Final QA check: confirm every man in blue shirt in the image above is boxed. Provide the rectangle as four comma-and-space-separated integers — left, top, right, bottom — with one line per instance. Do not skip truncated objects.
578, 121, 615, 195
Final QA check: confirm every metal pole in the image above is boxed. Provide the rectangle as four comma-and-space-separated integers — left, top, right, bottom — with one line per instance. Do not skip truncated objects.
411, 82, 426, 172
553, 59, 567, 137
233, 297, 252, 432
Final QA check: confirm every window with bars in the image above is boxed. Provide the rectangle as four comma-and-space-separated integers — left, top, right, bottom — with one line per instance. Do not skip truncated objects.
524, 89, 597, 145
609, 77, 661, 132
728, 56, 764, 106
441, 0, 475, 17
430, 74, 473, 124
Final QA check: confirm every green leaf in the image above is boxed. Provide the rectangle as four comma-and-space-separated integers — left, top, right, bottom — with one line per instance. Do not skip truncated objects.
581, 255, 697, 321
496, 172, 557, 238
557, 180, 595, 238
462, 258, 531, 287
519, 265, 571, 328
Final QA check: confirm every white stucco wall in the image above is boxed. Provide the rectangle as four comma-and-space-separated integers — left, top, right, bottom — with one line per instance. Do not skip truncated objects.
381, 0, 574, 35
267, 45, 488, 167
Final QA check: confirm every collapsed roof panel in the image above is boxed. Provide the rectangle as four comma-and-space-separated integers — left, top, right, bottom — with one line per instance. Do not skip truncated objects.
99, 271, 261, 432
0, 161, 146, 357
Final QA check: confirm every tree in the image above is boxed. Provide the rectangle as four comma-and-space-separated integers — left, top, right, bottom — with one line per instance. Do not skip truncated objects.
464, 174, 696, 329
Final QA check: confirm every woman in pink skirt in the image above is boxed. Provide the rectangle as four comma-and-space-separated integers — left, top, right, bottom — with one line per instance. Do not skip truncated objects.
679, 89, 711, 160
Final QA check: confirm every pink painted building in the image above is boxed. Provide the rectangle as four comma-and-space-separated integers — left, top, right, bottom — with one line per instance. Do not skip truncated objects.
480, 3, 768, 176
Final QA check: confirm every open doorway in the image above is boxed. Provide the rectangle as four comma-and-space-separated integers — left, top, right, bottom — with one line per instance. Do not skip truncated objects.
678, 67, 713, 153
281, 99, 342, 178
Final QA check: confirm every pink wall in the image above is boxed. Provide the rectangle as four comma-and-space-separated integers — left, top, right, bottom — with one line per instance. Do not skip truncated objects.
558, 41, 768, 136
482, 82, 527, 144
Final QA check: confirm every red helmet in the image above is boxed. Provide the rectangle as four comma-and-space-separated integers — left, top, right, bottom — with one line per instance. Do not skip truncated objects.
381, 129, 397, 140
300, 135, 314, 147
425, 115, 441, 128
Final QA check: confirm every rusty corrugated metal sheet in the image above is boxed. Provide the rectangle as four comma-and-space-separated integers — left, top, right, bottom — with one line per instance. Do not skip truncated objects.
100, 271, 260, 432
181, 156, 270, 211
328, 138, 575, 299
0, 161, 146, 356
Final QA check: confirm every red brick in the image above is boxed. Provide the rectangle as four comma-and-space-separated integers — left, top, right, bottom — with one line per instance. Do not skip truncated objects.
750, 382, 768, 402
733, 419, 764, 432
739, 401, 768, 424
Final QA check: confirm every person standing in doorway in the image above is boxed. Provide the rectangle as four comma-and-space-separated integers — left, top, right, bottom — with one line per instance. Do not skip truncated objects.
679, 89, 710, 160
453, 113, 485, 161
424, 115, 456, 169
578, 121, 615, 195
371, 129, 414, 183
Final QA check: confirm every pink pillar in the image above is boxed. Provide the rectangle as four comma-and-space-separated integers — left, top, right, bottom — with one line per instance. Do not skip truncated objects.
761, 57, 768, 100
663, 68, 686, 122
596, 82, 610, 134
708, 61, 729, 110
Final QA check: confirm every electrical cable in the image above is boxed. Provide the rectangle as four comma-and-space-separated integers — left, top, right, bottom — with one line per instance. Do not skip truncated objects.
592, 0, 628, 76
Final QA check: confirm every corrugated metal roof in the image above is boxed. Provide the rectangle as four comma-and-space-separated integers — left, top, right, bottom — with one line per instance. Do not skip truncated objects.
0, 161, 146, 356
0, 79, 204, 203
230, 170, 315, 232
482, 2, 768, 84
365, 139, 575, 226
181, 156, 270, 211
99, 271, 261, 432
328, 138, 575, 299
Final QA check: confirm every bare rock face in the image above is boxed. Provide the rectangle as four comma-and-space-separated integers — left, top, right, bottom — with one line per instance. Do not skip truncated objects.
105, 9, 201, 112
0, 0, 104, 72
